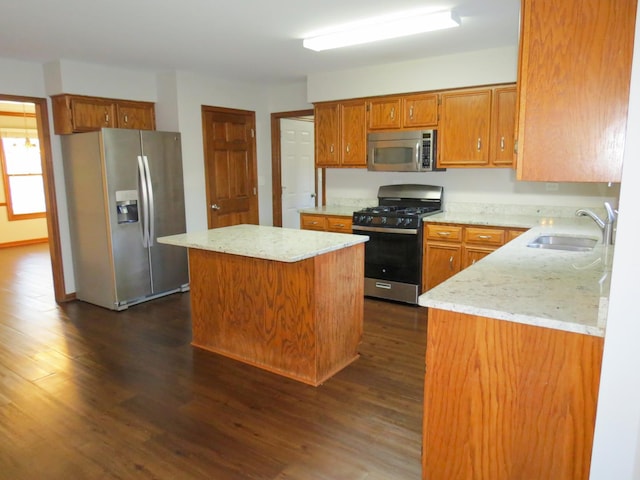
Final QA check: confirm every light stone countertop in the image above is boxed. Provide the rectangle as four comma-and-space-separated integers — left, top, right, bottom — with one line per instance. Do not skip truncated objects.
418, 217, 613, 337
157, 224, 368, 263
298, 205, 363, 217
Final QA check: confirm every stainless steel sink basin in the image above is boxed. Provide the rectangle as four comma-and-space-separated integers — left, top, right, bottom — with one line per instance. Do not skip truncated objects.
527, 235, 598, 252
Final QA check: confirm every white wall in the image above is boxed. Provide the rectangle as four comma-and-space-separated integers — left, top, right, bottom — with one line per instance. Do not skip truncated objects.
589, 13, 640, 479
307, 46, 518, 102
325, 168, 619, 209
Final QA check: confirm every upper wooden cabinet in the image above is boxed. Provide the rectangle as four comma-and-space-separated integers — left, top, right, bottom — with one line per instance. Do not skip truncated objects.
403, 93, 439, 129
439, 88, 493, 167
489, 86, 517, 167
515, 0, 637, 182
51, 94, 156, 134
315, 100, 366, 168
368, 92, 438, 130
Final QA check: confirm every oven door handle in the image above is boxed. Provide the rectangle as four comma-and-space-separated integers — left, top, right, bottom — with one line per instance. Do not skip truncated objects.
352, 225, 418, 235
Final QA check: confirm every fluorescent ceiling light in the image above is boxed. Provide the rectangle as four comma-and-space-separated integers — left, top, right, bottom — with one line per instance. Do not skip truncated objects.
303, 9, 461, 52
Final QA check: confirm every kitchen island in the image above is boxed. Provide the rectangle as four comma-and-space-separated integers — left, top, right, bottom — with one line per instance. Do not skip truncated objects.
418, 217, 610, 479
158, 224, 368, 386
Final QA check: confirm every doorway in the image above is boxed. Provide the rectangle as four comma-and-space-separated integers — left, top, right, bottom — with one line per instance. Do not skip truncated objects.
270, 109, 322, 228
0, 94, 66, 303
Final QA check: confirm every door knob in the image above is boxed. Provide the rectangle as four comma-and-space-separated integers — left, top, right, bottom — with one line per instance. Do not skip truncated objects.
210, 204, 221, 210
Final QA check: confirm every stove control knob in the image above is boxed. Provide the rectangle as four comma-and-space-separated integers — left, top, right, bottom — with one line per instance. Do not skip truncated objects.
380, 217, 387, 225
396, 218, 404, 226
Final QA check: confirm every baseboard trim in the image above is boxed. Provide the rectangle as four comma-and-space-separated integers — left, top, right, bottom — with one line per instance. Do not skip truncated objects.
0, 238, 49, 248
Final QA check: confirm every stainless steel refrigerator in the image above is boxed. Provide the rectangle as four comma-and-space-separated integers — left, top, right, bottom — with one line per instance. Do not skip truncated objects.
62, 128, 189, 310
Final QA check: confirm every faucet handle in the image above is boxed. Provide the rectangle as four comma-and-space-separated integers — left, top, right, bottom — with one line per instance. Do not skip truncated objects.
604, 202, 617, 223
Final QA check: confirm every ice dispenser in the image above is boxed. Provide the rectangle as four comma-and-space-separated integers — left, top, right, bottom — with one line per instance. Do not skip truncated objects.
115, 190, 139, 224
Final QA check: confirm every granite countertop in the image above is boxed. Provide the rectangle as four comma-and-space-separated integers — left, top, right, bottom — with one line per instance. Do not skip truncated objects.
299, 205, 363, 217
157, 224, 368, 263
418, 217, 612, 337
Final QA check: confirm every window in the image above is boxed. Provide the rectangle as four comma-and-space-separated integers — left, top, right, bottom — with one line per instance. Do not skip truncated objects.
1, 136, 46, 219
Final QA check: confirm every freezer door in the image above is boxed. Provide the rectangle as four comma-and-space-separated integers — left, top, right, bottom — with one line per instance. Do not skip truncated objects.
102, 128, 153, 303
140, 130, 189, 293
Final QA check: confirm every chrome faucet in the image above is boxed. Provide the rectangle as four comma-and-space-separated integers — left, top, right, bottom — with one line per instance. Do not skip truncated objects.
576, 202, 617, 245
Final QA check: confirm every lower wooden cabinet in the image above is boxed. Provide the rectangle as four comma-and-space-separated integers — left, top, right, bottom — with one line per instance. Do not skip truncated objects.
300, 213, 352, 233
423, 223, 526, 291
423, 308, 603, 479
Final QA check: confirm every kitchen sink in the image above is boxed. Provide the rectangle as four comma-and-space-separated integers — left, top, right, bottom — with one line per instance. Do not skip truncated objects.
527, 235, 598, 252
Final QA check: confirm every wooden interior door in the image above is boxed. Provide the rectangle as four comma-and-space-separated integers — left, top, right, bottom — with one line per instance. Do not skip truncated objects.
202, 106, 259, 228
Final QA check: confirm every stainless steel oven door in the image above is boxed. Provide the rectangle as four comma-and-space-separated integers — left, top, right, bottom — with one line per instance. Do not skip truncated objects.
352, 225, 422, 304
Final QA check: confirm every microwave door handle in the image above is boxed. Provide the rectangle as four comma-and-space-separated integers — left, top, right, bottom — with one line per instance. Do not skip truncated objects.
416, 141, 421, 169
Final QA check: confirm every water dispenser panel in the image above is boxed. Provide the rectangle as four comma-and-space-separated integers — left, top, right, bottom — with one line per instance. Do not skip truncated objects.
115, 190, 139, 224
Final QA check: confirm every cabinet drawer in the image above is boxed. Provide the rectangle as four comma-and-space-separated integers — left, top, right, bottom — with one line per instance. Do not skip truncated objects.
464, 227, 505, 246
426, 224, 463, 242
327, 216, 352, 233
300, 214, 327, 231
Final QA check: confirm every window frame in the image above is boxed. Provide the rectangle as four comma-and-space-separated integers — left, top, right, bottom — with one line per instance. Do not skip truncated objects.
0, 131, 46, 221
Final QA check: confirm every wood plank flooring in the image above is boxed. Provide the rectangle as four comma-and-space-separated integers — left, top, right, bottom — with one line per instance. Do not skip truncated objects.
0, 244, 427, 479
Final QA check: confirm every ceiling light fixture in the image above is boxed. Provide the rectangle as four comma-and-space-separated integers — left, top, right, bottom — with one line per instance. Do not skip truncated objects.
303, 9, 461, 52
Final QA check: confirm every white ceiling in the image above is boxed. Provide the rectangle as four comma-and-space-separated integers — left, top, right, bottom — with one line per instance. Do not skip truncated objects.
0, 0, 520, 84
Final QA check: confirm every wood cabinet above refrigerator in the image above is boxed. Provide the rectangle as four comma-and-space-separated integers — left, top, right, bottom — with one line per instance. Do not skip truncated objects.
51, 94, 156, 134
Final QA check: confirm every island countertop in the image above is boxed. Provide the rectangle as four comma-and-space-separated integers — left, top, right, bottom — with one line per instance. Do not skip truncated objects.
418, 217, 613, 337
157, 224, 368, 263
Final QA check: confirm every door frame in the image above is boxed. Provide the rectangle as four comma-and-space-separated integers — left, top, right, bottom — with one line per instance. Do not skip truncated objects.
270, 109, 325, 227
0, 94, 68, 302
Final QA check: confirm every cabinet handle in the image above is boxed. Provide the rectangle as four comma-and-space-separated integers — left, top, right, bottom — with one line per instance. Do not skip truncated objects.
390, 107, 395, 120
105, 111, 110, 124
437, 231, 451, 236
346, 144, 350, 153
477, 138, 482, 151
124, 114, 129, 124
472, 259, 477, 265
335, 223, 345, 227
478, 235, 492, 239
409, 105, 414, 120
330, 144, 334, 153
500, 136, 505, 151
449, 256, 454, 270
310, 221, 318, 225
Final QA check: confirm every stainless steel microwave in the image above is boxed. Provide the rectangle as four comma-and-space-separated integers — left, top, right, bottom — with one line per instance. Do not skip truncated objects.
367, 129, 440, 172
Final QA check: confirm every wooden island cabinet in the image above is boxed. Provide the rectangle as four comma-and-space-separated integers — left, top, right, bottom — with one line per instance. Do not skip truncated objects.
158, 225, 367, 386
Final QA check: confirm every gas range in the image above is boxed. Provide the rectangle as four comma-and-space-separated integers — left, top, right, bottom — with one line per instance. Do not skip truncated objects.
351, 184, 443, 304
352, 184, 443, 232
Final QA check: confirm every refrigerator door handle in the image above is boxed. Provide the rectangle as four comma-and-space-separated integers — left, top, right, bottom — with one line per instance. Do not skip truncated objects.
137, 155, 150, 248
142, 155, 155, 246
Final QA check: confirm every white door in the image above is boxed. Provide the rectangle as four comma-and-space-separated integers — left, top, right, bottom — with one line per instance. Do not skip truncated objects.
281, 118, 315, 229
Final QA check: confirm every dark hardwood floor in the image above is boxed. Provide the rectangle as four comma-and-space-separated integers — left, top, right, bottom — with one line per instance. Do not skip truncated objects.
0, 243, 427, 479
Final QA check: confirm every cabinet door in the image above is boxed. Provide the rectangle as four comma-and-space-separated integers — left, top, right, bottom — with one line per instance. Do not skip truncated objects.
315, 103, 341, 167
425, 243, 462, 290
463, 246, 496, 269
440, 89, 492, 167
368, 97, 402, 130
403, 93, 438, 128
117, 102, 155, 130
489, 86, 517, 167
70, 98, 116, 131
516, 0, 635, 182
341, 100, 367, 167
